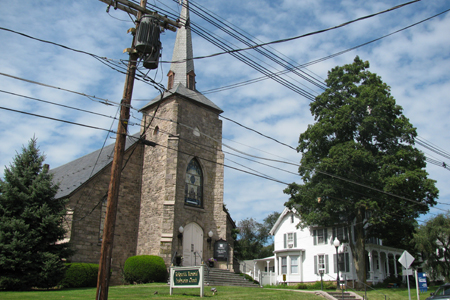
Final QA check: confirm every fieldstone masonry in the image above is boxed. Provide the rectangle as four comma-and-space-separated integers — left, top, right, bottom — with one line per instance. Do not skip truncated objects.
137, 92, 234, 268
51, 0, 236, 285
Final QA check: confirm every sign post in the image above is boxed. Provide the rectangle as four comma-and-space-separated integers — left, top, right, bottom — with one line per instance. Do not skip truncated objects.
399, 250, 415, 300
170, 265, 204, 297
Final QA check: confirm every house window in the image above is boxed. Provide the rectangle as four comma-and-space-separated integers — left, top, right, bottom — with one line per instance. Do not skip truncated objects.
185, 158, 203, 207
291, 256, 299, 274
313, 228, 327, 245
281, 257, 287, 274
287, 233, 294, 246
291, 214, 294, 223
334, 253, 350, 273
284, 232, 297, 248
315, 254, 328, 274
318, 255, 325, 270
333, 226, 348, 242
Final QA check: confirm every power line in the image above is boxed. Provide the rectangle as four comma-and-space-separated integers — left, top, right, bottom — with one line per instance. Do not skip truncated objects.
162, 0, 422, 62
0, 106, 120, 134
198, 8, 450, 95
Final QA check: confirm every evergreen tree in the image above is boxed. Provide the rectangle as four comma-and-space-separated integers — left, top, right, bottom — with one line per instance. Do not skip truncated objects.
284, 57, 438, 287
0, 138, 71, 290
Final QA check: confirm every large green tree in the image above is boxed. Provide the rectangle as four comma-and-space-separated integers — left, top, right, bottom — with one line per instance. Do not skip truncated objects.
234, 211, 280, 260
413, 213, 450, 282
284, 57, 438, 286
0, 138, 72, 290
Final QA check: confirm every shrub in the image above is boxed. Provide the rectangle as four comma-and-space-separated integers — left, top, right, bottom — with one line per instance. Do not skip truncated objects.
296, 283, 308, 289
123, 255, 167, 284
60, 263, 99, 288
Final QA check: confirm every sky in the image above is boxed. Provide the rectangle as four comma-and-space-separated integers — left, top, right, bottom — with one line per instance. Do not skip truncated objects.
1, 0, 449, 227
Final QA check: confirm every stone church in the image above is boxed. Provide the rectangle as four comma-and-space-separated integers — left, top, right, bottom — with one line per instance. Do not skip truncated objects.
51, 1, 236, 284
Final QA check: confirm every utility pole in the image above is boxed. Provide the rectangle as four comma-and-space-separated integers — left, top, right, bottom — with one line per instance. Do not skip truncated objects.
95, 1, 179, 300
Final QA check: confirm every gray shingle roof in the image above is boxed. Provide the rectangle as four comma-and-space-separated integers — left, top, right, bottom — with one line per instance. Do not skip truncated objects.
139, 83, 223, 113
50, 133, 140, 199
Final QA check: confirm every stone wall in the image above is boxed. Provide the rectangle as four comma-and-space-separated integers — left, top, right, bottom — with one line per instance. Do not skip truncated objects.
138, 93, 233, 268
66, 143, 143, 284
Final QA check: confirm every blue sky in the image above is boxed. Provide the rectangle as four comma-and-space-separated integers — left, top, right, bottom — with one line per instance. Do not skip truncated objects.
1, 0, 449, 226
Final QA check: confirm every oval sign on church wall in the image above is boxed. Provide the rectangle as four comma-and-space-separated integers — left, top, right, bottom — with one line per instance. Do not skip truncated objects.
214, 239, 228, 261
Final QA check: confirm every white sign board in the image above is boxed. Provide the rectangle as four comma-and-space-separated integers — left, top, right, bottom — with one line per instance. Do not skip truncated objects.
170, 265, 204, 297
399, 251, 415, 269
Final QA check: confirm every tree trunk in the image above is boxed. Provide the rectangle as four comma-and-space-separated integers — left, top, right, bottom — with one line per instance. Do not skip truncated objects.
349, 208, 366, 290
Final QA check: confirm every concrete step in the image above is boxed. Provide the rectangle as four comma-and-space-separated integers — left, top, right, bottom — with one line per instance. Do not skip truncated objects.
205, 268, 259, 287
327, 292, 357, 300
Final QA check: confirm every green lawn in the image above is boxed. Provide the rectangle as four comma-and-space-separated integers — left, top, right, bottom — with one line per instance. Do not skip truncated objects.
0, 284, 321, 300
351, 285, 437, 300
0, 284, 439, 300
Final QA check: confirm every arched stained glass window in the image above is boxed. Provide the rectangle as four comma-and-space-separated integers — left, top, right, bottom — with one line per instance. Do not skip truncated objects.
185, 158, 203, 207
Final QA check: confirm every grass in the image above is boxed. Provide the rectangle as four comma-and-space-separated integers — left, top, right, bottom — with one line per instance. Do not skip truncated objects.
350, 285, 438, 300
1, 283, 440, 300
266, 283, 439, 300
0, 283, 322, 300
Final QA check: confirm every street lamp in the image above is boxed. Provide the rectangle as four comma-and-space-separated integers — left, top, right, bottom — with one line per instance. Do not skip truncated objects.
334, 238, 340, 290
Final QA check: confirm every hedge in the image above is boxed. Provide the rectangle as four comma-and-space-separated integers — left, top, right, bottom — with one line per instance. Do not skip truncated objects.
59, 263, 99, 288
123, 255, 167, 284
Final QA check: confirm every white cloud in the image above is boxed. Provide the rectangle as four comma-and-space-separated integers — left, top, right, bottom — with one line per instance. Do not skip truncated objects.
1, 0, 448, 227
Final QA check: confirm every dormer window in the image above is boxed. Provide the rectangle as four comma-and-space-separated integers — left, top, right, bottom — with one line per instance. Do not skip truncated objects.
187, 70, 195, 90
167, 71, 175, 89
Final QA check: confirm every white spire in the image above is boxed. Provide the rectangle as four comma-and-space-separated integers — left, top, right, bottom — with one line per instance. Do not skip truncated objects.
168, 0, 195, 90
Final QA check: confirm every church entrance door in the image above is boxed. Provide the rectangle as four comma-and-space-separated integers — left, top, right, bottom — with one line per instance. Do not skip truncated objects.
182, 222, 203, 266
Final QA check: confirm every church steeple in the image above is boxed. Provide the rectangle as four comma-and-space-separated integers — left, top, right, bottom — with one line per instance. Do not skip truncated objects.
168, 0, 195, 90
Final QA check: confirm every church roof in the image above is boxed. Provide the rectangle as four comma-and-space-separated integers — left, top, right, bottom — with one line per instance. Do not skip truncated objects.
139, 83, 223, 113
50, 133, 140, 199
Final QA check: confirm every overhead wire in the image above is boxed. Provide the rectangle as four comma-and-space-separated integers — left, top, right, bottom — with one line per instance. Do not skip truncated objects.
4, 4, 448, 219
168, 0, 423, 60
198, 8, 450, 95
3, 69, 448, 211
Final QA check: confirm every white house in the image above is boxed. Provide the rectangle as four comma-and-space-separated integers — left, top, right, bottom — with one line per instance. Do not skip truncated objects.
259, 207, 405, 286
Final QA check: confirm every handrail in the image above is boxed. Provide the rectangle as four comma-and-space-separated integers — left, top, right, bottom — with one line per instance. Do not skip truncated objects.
237, 260, 255, 275
171, 251, 178, 266
324, 273, 389, 300
354, 279, 389, 300
193, 251, 210, 279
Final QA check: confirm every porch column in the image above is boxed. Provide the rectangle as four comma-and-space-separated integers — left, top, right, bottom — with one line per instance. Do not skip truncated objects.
274, 253, 278, 285
287, 255, 291, 281
376, 251, 381, 279
386, 252, 390, 277
300, 250, 303, 282
267, 260, 271, 285
393, 254, 398, 277
368, 251, 374, 280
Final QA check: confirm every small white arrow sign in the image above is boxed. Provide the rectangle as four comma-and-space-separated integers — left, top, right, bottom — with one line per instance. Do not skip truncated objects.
398, 250, 415, 269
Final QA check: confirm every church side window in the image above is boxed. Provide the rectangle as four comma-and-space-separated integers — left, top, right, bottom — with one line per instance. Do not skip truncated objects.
185, 158, 203, 207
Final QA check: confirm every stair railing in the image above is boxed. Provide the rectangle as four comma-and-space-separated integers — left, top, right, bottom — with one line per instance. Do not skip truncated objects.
237, 260, 256, 279
171, 251, 178, 266
324, 274, 389, 300
354, 279, 389, 300
193, 251, 210, 282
